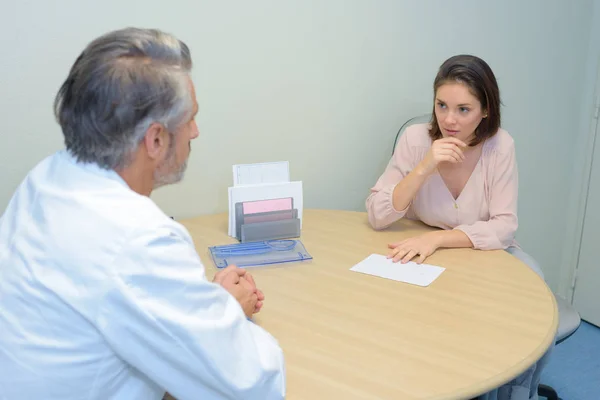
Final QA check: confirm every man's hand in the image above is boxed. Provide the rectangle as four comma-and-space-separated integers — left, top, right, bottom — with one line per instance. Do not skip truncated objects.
213, 265, 265, 315
227, 277, 259, 318
243, 272, 265, 314
212, 265, 246, 286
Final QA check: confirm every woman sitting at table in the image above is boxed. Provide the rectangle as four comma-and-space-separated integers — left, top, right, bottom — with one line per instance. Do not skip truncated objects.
366, 54, 550, 400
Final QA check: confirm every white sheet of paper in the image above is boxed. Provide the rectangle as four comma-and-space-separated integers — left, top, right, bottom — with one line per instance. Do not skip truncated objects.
350, 254, 445, 287
233, 161, 290, 186
228, 181, 303, 237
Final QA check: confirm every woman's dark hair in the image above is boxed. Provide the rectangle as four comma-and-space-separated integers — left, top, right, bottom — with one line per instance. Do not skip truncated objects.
429, 54, 501, 146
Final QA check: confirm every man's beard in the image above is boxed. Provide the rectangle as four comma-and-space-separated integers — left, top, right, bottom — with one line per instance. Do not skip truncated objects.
153, 150, 188, 189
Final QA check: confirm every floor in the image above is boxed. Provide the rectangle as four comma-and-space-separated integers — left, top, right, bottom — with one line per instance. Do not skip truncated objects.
540, 321, 600, 399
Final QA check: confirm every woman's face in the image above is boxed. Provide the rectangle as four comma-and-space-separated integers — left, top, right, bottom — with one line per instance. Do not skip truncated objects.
434, 82, 486, 144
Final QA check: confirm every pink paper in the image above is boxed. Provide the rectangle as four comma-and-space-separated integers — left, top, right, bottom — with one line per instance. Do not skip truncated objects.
242, 198, 293, 215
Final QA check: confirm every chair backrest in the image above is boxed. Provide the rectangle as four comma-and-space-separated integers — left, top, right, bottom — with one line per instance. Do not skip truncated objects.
392, 113, 431, 156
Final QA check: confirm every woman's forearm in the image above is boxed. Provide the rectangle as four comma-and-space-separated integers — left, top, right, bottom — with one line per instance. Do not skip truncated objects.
391, 163, 432, 211
430, 229, 474, 249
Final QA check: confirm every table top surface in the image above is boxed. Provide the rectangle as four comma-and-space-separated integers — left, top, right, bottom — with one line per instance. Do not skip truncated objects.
180, 209, 558, 400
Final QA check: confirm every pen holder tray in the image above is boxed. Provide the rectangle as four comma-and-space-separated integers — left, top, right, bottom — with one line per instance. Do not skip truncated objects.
209, 239, 312, 268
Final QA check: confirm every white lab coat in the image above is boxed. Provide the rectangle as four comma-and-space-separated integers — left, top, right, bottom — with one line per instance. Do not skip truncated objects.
0, 150, 286, 400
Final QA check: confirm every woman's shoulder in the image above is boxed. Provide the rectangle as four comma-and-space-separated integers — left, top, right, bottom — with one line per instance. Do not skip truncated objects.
402, 123, 433, 148
483, 128, 515, 155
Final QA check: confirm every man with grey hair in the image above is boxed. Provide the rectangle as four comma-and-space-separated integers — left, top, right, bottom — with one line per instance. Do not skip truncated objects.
0, 28, 285, 400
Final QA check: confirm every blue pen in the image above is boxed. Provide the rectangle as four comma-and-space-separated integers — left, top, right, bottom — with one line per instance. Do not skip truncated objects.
211, 240, 296, 256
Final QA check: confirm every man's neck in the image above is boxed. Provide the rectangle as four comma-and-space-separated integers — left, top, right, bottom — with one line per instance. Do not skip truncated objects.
116, 163, 154, 197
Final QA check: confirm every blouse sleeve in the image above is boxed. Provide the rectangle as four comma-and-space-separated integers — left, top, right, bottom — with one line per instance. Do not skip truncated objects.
366, 127, 418, 230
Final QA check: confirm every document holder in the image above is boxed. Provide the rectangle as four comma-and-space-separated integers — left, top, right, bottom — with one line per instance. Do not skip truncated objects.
241, 218, 300, 243
235, 208, 298, 241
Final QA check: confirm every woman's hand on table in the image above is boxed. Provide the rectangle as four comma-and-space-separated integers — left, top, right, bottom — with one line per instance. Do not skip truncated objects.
387, 232, 441, 264
388, 230, 474, 263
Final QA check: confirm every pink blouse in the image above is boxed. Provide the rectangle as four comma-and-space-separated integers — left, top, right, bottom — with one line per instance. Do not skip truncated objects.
366, 123, 518, 250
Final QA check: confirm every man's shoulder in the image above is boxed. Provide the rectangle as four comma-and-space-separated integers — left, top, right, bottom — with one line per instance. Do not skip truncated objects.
49, 150, 176, 231
76, 181, 190, 253
12, 149, 188, 260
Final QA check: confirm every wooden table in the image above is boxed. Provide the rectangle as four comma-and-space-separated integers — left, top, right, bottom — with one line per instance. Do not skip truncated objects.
180, 209, 558, 400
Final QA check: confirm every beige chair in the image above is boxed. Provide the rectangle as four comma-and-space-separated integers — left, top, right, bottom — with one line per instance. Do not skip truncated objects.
538, 295, 581, 400
391, 113, 431, 155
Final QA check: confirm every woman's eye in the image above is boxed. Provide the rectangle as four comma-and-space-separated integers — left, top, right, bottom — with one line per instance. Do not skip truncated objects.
437, 103, 446, 109
459, 107, 469, 113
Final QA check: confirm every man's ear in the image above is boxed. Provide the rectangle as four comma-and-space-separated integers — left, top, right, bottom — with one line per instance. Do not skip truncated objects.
143, 122, 169, 160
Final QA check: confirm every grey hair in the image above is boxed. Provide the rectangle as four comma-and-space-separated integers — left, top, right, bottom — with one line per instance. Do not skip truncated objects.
54, 27, 193, 170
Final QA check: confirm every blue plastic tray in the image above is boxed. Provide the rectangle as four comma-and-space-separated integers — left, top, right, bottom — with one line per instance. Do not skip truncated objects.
208, 239, 312, 268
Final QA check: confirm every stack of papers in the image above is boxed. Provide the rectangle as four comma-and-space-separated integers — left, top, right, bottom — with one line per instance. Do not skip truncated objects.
228, 161, 303, 238
350, 254, 445, 287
